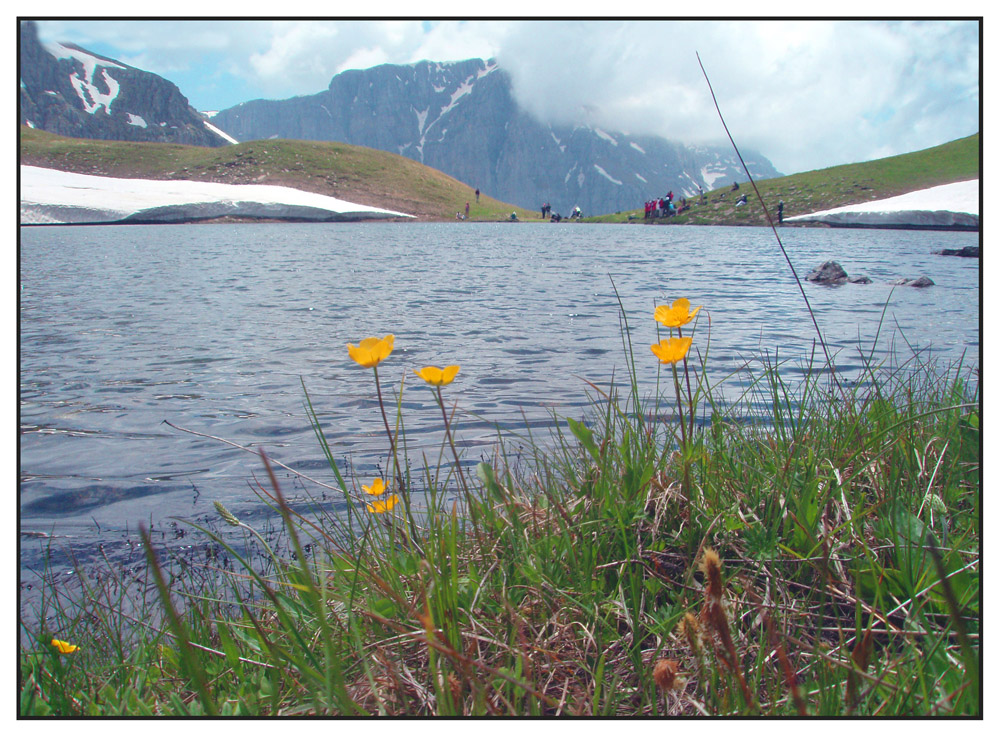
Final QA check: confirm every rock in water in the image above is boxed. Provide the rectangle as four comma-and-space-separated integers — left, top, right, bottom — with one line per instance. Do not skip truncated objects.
934, 246, 980, 257
891, 276, 935, 287
806, 261, 848, 284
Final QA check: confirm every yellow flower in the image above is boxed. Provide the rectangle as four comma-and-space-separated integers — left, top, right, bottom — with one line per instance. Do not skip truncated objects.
366, 494, 400, 514
51, 638, 79, 654
414, 365, 460, 386
651, 336, 693, 365
654, 298, 702, 328
362, 478, 385, 496
347, 335, 394, 368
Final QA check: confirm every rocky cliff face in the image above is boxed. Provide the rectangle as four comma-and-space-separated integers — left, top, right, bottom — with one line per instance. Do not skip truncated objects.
211, 58, 781, 216
19, 21, 231, 148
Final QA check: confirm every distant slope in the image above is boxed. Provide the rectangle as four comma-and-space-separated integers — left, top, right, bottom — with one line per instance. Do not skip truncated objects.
589, 134, 980, 226
18, 127, 536, 221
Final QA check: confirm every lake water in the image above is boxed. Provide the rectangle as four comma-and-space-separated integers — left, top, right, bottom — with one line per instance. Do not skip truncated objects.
19, 222, 979, 575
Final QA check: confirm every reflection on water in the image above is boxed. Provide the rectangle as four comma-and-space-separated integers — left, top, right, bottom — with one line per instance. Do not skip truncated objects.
20, 222, 979, 545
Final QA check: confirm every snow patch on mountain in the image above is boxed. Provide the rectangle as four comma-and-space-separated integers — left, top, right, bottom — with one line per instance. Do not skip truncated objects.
43, 41, 123, 75
414, 107, 430, 135
446, 77, 475, 109
594, 165, 623, 186
203, 119, 238, 144
44, 41, 125, 114
594, 128, 618, 146
785, 180, 979, 229
20, 166, 412, 225
630, 142, 646, 154
71, 67, 120, 114
700, 165, 729, 190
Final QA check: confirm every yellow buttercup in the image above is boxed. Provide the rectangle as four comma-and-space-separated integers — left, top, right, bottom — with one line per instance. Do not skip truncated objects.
654, 298, 702, 329
347, 335, 394, 368
51, 638, 79, 654
366, 494, 400, 514
414, 365, 460, 386
651, 336, 693, 365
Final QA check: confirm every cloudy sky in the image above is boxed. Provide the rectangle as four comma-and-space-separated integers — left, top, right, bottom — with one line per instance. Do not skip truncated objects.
32, 17, 980, 175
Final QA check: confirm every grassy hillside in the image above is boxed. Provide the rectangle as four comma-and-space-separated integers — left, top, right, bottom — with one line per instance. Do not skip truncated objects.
587, 134, 980, 225
19, 127, 539, 222
20, 128, 979, 224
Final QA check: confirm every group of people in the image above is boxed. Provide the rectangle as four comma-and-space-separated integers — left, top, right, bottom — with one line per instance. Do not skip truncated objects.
456, 188, 483, 219
539, 203, 582, 222
642, 191, 690, 219
461, 182, 785, 224
637, 183, 788, 224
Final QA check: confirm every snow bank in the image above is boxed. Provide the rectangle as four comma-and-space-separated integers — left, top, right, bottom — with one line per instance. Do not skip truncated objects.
19, 166, 413, 225
784, 180, 979, 230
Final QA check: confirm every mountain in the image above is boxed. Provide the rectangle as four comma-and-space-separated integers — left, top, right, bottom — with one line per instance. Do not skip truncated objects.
210, 58, 781, 217
18, 21, 232, 148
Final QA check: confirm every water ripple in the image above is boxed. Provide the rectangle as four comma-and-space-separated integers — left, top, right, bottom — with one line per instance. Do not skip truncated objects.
19, 222, 979, 537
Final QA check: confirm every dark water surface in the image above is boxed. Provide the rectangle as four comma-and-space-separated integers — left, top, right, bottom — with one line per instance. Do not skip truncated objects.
19, 222, 979, 572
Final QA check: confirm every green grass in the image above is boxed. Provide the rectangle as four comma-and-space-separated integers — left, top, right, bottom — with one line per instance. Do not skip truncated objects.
19, 126, 540, 222
587, 133, 979, 225
20, 301, 980, 716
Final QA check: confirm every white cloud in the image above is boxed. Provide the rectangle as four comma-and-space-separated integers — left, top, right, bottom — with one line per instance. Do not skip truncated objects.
31, 18, 979, 175
496, 19, 979, 173
247, 22, 341, 84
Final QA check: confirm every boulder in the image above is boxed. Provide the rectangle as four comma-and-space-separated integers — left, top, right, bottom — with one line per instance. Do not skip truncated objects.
934, 246, 980, 257
848, 275, 872, 284
805, 261, 848, 284
891, 276, 935, 288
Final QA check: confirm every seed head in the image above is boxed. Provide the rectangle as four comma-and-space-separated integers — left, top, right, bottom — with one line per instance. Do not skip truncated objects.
678, 611, 702, 655
653, 658, 680, 691
699, 547, 723, 603
214, 501, 241, 527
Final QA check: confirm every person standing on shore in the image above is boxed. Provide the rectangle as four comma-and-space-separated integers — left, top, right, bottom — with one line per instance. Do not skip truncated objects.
475, 188, 480, 203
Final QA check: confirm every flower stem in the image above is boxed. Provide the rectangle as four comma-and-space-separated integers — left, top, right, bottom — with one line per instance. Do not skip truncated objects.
671, 361, 692, 499
373, 366, 418, 543
435, 387, 481, 545
678, 326, 697, 440
671, 362, 688, 450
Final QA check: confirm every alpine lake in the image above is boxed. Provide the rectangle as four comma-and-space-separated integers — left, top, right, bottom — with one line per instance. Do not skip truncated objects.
19, 221, 980, 587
